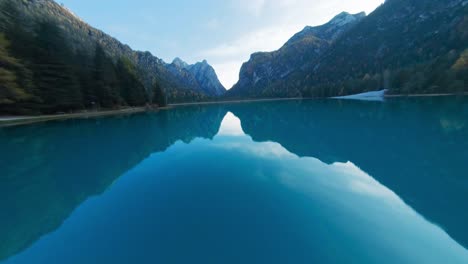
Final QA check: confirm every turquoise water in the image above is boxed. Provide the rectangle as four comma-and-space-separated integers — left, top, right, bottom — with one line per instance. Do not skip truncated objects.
1, 97, 468, 263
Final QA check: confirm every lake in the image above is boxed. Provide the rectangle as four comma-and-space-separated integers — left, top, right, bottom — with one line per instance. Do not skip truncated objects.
1, 97, 468, 263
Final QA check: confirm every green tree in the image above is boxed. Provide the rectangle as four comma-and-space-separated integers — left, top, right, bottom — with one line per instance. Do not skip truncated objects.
152, 82, 167, 107
0, 33, 31, 105
115, 58, 147, 106
32, 21, 82, 112
93, 45, 121, 108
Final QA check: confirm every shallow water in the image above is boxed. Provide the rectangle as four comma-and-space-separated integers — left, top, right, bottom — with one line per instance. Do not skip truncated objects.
1, 97, 467, 263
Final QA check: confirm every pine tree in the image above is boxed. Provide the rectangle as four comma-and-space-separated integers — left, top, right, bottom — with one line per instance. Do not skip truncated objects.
93, 45, 121, 108
152, 82, 167, 107
32, 21, 82, 113
116, 58, 147, 106
0, 33, 31, 105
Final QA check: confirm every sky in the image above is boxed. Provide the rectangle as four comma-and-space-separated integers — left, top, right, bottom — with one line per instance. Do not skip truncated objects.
56, 0, 383, 89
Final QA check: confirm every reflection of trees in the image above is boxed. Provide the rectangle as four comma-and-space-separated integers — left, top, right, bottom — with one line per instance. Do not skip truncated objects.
1, 97, 467, 261
0, 104, 226, 261
229, 97, 468, 248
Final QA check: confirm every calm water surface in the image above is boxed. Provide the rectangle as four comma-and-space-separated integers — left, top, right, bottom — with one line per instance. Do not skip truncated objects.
1, 97, 468, 263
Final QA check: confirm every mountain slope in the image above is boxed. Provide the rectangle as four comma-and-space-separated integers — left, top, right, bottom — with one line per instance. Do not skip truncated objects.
186, 60, 226, 96
229, 0, 468, 98
299, 0, 468, 97
0, 0, 225, 113
228, 12, 365, 98
166, 58, 203, 95
166, 58, 225, 97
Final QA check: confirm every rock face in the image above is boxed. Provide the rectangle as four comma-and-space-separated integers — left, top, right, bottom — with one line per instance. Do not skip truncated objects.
228, 12, 365, 98
186, 60, 226, 96
229, 0, 468, 98
285, 12, 366, 45
167, 58, 226, 96
166, 58, 203, 95
5, 0, 224, 102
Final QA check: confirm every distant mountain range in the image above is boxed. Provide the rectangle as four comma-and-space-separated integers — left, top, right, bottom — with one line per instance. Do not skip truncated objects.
229, 0, 468, 98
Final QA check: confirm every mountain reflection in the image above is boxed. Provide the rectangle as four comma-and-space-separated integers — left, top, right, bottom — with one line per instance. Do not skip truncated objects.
229, 97, 468, 249
0, 97, 467, 262
0, 105, 226, 261
212, 113, 467, 262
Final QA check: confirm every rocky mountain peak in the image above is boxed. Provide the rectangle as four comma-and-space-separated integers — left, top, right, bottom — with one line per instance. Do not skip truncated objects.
329, 11, 366, 26
187, 60, 226, 96
283, 11, 366, 49
166, 57, 226, 96
172, 57, 189, 68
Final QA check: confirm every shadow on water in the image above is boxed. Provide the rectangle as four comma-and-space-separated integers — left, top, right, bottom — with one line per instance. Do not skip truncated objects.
0, 105, 227, 261
0, 96, 467, 261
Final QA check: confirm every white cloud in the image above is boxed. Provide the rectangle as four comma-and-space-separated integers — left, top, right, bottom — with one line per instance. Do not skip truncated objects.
198, 25, 303, 88
234, 0, 268, 16
211, 61, 245, 89
200, 25, 300, 58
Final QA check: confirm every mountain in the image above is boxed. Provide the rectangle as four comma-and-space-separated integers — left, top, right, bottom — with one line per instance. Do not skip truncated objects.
167, 58, 226, 97
186, 60, 226, 96
286, 12, 366, 44
166, 58, 203, 96
229, 0, 468, 98
0, 0, 225, 114
228, 12, 366, 98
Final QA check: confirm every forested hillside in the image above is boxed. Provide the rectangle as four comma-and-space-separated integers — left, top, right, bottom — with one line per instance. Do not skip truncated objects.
300, 0, 468, 97
229, 0, 468, 98
0, 0, 166, 114
228, 12, 365, 98
0, 0, 225, 115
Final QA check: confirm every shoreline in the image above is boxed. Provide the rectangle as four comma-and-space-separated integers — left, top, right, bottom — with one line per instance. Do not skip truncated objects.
0, 98, 299, 127
384, 92, 468, 98
1, 93, 466, 127
0, 107, 151, 127
169, 97, 304, 107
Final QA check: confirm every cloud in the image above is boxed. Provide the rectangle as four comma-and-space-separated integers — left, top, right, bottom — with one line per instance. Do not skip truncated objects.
234, 0, 267, 16
210, 61, 245, 89
200, 25, 300, 59
197, 25, 303, 88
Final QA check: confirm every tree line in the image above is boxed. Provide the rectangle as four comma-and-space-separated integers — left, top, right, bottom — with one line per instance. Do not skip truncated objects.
0, 2, 166, 115
299, 48, 468, 98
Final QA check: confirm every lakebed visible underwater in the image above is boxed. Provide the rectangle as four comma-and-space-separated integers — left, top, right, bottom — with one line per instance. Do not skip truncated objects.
1, 97, 467, 263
